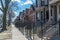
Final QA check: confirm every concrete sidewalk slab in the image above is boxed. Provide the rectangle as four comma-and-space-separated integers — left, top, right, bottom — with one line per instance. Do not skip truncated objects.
11, 24, 28, 40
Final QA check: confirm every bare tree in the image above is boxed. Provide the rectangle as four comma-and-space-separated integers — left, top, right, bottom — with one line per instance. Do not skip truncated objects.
0, 0, 11, 30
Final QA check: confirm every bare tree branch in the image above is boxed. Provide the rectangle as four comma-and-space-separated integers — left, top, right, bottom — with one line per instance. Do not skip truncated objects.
0, 0, 4, 9
5, 0, 11, 9
0, 8, 3, 12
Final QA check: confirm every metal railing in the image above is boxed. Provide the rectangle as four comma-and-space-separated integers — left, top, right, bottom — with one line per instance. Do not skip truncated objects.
37, 21, 59, 38
43, 21, 59, 33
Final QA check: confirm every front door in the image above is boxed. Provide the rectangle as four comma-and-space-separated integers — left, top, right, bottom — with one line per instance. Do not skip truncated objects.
54, 6, 57, 22
46, 10, 49, 21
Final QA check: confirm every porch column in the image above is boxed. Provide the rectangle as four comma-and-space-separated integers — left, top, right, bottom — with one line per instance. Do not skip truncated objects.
49, 5, 51, 21
44, 8, 46, 23
57, 4, 60, 21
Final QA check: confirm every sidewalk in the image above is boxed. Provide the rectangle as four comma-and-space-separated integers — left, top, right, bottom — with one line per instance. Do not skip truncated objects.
0, 26, 12, 40
11, 24, 28, 40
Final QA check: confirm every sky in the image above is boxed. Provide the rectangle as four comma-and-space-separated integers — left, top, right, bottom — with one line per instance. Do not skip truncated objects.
11, 0, 36, 22
0, 0, 36, 14
0, 0, 36, 22
11, 0, 35, 14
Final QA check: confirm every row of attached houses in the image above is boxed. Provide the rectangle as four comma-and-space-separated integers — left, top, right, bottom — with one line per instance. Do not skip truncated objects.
17, 0, 60, 40
34, 0, 60, 40
18, 6, 37, 40
19, 7, 36, 22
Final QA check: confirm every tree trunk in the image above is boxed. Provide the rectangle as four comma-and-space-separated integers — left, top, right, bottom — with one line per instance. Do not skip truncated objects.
2, 10, 7, 30
8, 12, 11, 26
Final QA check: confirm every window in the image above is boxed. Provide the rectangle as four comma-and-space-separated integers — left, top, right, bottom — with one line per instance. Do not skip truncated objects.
41, 0, 45, 6
51, 8, 52, 16
45, 0, 49, 5
36, 0, 38, 7
36, 0, 41, 7
37, 13, 40, 20
51, 6, 53, 16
